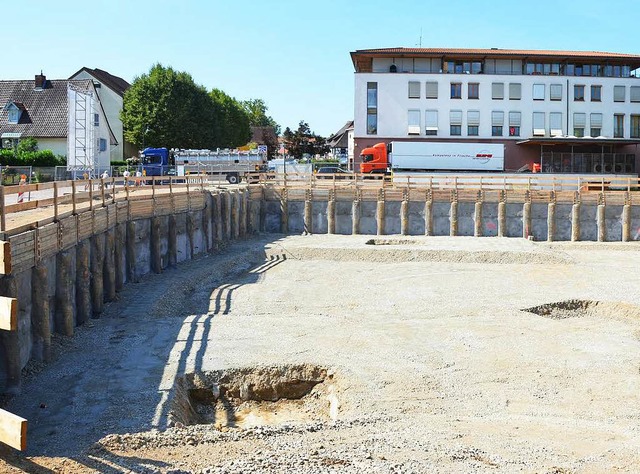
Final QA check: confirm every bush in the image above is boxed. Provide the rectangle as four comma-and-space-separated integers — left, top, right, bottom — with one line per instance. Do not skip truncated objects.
18, 150, 65, 167
110, 160, 128, 167
0, 149, 17, 165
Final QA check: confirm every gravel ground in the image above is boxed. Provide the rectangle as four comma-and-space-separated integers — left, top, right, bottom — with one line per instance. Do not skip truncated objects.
2, 234, 640, 473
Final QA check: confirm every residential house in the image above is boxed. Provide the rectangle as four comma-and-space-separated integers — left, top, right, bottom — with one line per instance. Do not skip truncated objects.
0, 73, 116, 170
326, 120, 353, 167
69, 67, 132, 161
351, 47, 640, 173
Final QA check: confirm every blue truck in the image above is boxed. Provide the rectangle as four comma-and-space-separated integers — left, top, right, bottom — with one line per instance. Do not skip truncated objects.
139, 147, 174, 177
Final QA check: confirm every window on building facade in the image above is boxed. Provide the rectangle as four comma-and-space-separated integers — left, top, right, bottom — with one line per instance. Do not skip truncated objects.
550, 112, 563, 136
408, 109, 421, 135
366, 82, 377, 135
450, 83, 462, 99
468, 83, 479, 99
491, 83, 504, 100
573, 113, 586, 137
591, 85, 602, 102
532, 84, 545, 100
631, 86, 640, 103
509, 83, 521, 100
425, 82, 438, 99
550, 84, 562, 101
408, 81, 421, 99
590, 113, 603, 137
533, 112, 545, 136
491, 111, 504, 136
509, 111, 521, 136
98, 138, 107, 152
631, 115, 640, 139
467, 110, 480, 136
425, 110, 438, 135
450, 110, 462, 136
614, 86, 626, 102
573, 85, 585, 101
94, 113, 100, 126
8, 109, 19, 124
614, 114, 624, 138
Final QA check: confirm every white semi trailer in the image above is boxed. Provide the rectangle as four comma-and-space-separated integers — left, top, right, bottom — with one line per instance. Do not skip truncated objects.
360, 141, 505, 173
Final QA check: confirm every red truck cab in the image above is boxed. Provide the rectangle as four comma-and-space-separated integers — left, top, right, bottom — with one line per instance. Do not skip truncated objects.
360, 142, 389, 174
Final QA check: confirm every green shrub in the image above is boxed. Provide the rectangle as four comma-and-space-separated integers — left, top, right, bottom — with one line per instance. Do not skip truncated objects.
110, 160, 128, 167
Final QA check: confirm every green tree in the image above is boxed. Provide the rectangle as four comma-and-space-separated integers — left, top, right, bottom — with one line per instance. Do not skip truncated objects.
121, 64, 217, 149
209, 89, 251, 148
282, 121, 328, 159
17, 137, 38, 154
241, 99, 281, 135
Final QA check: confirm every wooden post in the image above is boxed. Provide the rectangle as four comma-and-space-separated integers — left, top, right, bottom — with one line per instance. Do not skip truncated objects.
55, 250, 75, 337
352, 192, 360, 235
523, 201, 532, 239
280, 188, 288, 234
622, 203, 631, 242
111, 177, 116, 203
32, 264, 51, 361
89, 178, 93, 211
424, 190, 433, 237
597, 203, 606, 242
0, 185, 5, 233
474, 194, 483, 237
0, 296, 17, 331
53, 181, 59, 221
497, 194, 506, 238
401, 191, 409, 236
571, 197, 581, 242
547, 201, 556, 242
376, 188, 385, 236
327, 190, 336, 235
304, 189, 312, 235
449, 198, 458, 237
72, 180, 77, 215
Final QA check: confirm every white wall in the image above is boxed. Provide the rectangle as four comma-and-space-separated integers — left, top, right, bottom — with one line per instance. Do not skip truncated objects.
355, 72, 640, 140
37, 138, 67, 156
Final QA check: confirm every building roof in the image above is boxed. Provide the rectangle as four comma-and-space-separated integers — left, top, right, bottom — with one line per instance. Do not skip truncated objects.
69, 67, 131, 96
327, 120, 353, 148
517, 137, 640, 146
351, 47, 640, 71
0, 79, 93, 138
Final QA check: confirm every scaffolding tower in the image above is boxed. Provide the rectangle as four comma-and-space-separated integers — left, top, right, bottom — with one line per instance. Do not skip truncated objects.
67, 82, 96, 177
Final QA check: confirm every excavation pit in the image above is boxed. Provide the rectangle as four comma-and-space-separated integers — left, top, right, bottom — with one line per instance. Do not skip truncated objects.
170, 364, 337, 430
522, 300, 640, 320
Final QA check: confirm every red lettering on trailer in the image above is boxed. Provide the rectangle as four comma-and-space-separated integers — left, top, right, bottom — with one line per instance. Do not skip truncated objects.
476, 154, 493, 158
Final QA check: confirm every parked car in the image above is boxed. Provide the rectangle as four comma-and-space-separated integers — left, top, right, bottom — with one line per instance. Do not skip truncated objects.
315, 166, 350, 179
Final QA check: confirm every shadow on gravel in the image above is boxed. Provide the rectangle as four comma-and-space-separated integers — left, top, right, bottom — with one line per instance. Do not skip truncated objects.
5, 236, 288, 473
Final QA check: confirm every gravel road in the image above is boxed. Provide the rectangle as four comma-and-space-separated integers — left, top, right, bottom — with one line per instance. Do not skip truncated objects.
2, 235, 640, 473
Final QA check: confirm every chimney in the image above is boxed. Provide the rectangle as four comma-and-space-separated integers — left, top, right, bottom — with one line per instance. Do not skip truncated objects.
35, 71, 46, 89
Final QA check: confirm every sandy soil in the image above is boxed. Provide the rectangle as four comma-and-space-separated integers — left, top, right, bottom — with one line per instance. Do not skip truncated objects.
2, 235, 640, 473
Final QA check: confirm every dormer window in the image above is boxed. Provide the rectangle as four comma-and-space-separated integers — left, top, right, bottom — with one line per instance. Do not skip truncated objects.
8, 109, 19, 124
4, 102, 24, 124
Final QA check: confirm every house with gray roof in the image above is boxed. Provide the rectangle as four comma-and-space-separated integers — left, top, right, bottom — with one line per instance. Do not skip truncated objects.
0, 73, 116, 170
69, 67, 132, 161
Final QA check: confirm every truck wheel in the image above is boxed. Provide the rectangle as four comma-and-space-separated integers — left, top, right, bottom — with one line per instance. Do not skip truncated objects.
227, 174, 239, 184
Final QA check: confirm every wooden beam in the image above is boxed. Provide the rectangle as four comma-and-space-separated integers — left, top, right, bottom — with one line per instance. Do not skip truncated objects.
0, 296, 17, 331
0, 241, 11, 275
0, 408, 27, 451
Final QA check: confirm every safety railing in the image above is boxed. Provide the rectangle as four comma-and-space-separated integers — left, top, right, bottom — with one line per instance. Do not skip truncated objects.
246, 172, 640, 193
0, 175, 211, 235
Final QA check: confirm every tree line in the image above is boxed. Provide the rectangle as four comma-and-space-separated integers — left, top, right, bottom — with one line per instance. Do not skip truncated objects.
121, 64, 328, 160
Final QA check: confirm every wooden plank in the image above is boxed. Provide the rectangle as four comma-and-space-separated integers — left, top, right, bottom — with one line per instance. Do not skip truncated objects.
0, 241, 11, 275
0, 296, 17, 331
0, 408, 27, 451
38, 223, 59, 260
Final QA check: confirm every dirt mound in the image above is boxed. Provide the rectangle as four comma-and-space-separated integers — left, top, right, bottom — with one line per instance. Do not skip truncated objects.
523, 300, 640, 320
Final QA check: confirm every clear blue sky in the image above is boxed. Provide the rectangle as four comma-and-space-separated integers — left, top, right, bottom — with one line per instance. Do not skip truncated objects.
2, 0, 638, 137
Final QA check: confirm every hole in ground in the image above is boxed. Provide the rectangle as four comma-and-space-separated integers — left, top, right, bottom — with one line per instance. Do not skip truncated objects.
365, 238, 422, 246
522, 300, 640, 320
170, 364, 338, 430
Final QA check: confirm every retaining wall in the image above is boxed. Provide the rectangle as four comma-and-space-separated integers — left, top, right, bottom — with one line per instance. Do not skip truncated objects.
0, 189, 254, 393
